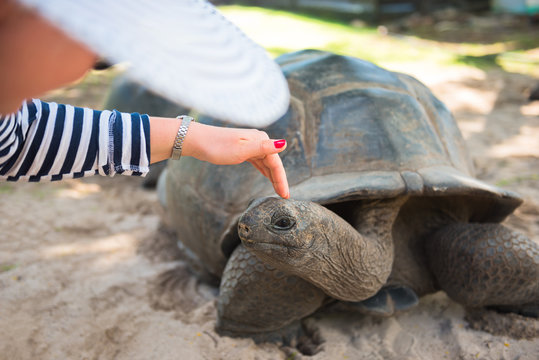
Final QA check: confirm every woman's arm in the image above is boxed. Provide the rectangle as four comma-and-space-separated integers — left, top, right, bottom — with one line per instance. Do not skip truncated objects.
1, 100, 289, 198
150, 116, 289, 199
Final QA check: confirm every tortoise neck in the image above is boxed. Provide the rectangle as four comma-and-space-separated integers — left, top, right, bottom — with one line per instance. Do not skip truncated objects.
295, 198, 406, 302
321, 197, 406, 301
352, 197, 406, 249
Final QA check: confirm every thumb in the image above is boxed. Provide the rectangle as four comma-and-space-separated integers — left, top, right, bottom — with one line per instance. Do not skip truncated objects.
257, 139, 287, 157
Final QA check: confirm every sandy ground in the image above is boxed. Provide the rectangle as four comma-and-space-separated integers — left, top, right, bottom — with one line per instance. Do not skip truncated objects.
1, 64, 539, 358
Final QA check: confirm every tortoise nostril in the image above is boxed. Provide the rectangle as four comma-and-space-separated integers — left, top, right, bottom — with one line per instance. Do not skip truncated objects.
239, 223, 250, 235
238, 223, 254, 243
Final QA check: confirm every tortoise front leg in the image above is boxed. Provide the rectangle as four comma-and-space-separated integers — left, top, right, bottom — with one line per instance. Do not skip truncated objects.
425, 223, 539, 316
217, 245, 326, 341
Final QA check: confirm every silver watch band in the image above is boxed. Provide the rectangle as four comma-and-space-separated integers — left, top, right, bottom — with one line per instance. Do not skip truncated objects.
171, 116, 194, 160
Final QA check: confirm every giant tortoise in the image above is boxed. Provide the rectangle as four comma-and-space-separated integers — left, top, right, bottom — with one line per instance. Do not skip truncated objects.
160, 49, 539, 340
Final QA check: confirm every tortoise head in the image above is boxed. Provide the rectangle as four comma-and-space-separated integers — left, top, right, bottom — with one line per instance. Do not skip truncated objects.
238, 197, 323, 263
238, 197, 393, 301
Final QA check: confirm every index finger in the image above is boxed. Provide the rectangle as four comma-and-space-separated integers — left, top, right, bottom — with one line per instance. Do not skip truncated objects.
263, 153, 289, 199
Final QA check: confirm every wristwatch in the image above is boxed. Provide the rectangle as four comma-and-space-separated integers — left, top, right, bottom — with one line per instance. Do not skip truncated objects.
171, 115, 194, 160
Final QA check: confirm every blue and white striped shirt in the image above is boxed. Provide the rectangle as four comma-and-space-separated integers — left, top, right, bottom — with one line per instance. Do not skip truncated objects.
0, 99, 151, 181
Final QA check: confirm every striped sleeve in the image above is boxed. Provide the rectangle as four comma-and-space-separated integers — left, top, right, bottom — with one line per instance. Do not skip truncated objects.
0, 99, 151, 182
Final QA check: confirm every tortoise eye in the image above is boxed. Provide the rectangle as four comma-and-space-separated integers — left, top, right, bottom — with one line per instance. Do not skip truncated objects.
271, 216, 295, 230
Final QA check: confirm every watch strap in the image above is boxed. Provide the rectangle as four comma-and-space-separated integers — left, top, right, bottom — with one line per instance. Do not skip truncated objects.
171, 115, 194, 160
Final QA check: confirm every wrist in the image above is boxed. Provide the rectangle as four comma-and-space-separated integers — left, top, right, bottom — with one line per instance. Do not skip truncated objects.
170, 116, 194, 160
180, 121, 206, 160
149, 116, 182, 164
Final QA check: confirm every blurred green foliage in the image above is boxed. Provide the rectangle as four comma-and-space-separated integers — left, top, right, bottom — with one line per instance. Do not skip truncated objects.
220, 5, 539, 76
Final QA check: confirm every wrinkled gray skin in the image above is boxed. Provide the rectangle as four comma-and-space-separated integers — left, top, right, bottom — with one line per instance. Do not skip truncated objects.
159, 50, 539, 341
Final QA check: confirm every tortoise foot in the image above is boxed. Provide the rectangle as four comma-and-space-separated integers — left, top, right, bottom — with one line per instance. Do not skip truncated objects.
329, 285, 419, 316
426, 223, 539, 309
387, 285, 420, 312
358, 286, 418, 316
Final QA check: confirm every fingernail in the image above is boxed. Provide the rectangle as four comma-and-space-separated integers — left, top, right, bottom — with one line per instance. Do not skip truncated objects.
274, 139, 286, 149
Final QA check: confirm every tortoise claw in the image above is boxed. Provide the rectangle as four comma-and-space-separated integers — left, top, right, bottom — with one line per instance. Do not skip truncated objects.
387, 285, 420, 312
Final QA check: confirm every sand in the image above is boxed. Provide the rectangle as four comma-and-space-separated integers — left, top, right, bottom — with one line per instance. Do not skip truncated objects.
1, 65, 538, 359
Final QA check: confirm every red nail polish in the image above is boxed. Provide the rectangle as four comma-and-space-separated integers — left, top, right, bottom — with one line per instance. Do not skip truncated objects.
274, 139, 286, 149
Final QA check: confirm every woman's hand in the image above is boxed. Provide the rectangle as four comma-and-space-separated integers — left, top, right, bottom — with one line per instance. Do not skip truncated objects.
149, 117, 289, 199
184, 122, 289, 199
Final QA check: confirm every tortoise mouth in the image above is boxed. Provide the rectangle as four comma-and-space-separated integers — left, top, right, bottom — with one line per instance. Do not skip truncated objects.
242, 241, 284, 251
241, 235, 300, 251
242, 240, 306, 265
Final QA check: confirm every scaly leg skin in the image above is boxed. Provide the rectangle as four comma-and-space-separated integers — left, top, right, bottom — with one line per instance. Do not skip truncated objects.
425, 223, 539, 317
216, 245, 326, 343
